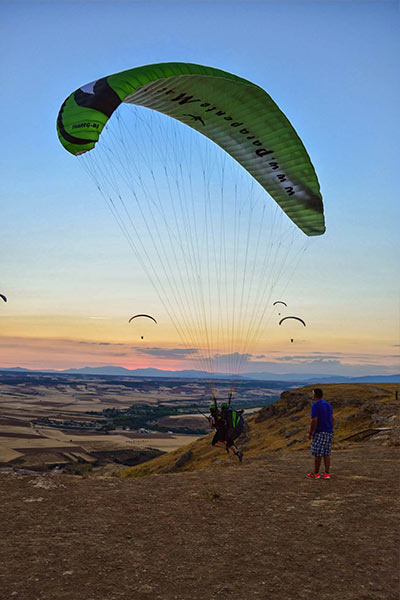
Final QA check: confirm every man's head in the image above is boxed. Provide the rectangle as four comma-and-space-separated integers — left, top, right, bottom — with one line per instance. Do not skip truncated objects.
221, 402, 229, 410
209, 404, 218, 413
313, 388, 323, 399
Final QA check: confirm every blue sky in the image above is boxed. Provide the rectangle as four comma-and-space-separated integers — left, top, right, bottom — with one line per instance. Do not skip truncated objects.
0, 0, 399, 375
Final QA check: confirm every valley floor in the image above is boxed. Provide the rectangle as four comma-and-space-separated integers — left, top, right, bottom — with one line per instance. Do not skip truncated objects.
0, 446, 398, 600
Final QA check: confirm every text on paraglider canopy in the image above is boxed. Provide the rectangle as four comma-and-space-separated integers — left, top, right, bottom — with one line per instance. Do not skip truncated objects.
158, 87, 296, 197
72, 122, 100, 130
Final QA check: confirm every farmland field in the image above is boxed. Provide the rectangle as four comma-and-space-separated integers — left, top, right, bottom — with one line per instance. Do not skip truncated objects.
0, 371, 287, 471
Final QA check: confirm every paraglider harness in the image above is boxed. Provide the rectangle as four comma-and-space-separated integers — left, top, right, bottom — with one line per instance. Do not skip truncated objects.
220, 395, 245, 448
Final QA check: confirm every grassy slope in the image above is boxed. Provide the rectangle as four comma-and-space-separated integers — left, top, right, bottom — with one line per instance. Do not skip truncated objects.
119, 383, 399, 478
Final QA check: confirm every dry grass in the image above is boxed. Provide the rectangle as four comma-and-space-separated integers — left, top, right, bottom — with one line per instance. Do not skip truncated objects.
121, 383, 400, 477
0, 446, 23, 462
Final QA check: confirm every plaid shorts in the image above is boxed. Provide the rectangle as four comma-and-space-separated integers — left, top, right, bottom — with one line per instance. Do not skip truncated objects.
311, 432, 333, 457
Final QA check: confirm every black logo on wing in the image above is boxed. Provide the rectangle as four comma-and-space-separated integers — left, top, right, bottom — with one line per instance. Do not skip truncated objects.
183, 114, 206, 126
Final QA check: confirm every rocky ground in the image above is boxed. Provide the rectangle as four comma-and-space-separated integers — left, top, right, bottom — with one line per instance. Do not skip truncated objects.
0, 446, 398, 600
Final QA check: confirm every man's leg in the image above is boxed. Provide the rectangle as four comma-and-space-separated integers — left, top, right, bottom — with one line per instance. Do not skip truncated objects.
226, 438, 243, 460
212, 429, 227, 452
225, 439, 235, 453
314, 456, 322, 473
214, 440, 227, 450
231, 442, 243, 461
323, 455, 330, 473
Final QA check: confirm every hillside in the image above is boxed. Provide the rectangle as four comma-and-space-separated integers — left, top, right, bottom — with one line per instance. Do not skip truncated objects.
1, 383, 399, 599
119, 383, 400, 477
0, 446, 398, 600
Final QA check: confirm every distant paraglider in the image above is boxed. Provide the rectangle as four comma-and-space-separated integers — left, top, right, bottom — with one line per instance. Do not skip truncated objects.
128, 314, 157, 324
273, 300, 287, 316
279, 316, 306, 343
279, 316, 306, 327
128, 314, 157, 340
0, 294, 7, 303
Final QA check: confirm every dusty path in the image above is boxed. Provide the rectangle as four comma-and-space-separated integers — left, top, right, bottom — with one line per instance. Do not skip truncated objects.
0, 447, 398, 600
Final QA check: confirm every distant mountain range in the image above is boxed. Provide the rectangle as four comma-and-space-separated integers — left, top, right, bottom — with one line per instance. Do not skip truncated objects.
1, 365, 399, 383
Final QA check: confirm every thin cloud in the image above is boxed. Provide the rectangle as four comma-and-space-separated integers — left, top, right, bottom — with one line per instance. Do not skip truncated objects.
134, 347, 198, 359
213, 352, 251, 361
78, 341, 124, 347
276, 355, 344, 362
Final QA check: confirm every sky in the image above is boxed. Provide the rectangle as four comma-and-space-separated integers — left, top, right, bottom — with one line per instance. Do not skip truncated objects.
0, 0, 399, 377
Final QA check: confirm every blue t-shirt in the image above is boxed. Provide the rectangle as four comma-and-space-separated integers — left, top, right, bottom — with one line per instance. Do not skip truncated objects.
311, 399, 333, 433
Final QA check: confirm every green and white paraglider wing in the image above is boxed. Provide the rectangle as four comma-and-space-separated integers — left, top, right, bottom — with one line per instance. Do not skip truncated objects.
57, 62, 325, 236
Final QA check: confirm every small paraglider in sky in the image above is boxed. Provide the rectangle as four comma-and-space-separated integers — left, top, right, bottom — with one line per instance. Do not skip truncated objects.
273, 300, 287, 316
279, 316, 306, 327
128, 314, 157, 324
279, 316, 306, 343
0, 294, 7, 303
128, 314, 157, 340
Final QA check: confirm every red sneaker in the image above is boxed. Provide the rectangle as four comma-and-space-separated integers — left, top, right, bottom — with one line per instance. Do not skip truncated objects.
320, 473, 331, 479
306, 472, 320, 479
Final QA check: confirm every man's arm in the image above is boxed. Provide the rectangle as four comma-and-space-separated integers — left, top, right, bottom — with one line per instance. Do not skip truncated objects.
308, 416, 318, 439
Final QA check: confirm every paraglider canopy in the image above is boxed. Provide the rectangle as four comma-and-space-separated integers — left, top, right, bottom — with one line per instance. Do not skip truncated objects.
128, 314, 157, 324
279, 316, 306, 327
56, 62, 325, 385
273, 301, 287, 307
128, 314, 157, 341
0, 294, 6, 303
57, 62, 325, 236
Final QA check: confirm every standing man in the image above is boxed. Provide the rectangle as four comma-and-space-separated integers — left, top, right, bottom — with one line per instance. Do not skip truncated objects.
307, 388, 334, 480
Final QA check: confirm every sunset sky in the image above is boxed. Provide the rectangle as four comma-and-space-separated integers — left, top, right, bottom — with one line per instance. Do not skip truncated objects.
1, 0, 399, 377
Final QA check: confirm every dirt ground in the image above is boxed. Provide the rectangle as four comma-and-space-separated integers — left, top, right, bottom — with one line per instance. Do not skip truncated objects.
0, 446, 398, 600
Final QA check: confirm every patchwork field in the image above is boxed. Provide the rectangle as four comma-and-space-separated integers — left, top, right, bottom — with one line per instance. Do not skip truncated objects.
0, 371, 284, 471
0, 372, 209, 470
